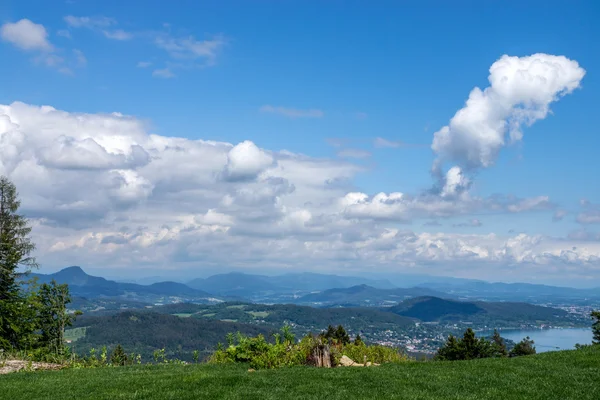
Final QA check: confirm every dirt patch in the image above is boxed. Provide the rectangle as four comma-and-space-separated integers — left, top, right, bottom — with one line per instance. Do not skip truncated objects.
0, 360, 63, 374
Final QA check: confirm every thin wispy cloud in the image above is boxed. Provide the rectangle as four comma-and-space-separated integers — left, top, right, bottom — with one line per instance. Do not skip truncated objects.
155, 34, 225, 65
103, 29, 133, 41
553, 209, 567, 222
137, 61, 152, 68
152, 68, 175, 78
374, 137, 405, 148
337, 149, 372, 159
260, 105, 324, 119
452, 219, 483, 228
64, 15, 132, 41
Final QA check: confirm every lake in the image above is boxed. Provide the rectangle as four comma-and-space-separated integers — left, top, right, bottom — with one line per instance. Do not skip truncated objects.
478, 328, 593, 352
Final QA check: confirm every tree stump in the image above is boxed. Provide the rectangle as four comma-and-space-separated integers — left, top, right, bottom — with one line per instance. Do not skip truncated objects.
311, 344, 332, 368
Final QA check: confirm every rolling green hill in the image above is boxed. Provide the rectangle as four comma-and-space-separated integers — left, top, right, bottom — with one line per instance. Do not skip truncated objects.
3, 346, 599, 399
69, 311, 275, 361
387, 296, 573, 325
153, 302, 415, 336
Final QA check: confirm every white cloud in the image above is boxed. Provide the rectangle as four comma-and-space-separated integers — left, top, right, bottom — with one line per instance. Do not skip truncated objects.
73, 49, 87, 67
1, 100, 597, 282
553, 209, 567, 222
1, 19, 87, 73
453, 219, 482, 228
337, 149, 371, 159
152, 68, 175, 78
260, 105, 324, 119
64, 16, 116, 29
155, 34, 225, 65
374, 137, 404, 148
577, 201, 600, 224
64, 15, 132, 42
1, 19, 53, 51
432, 54, 585, 171
57, 29, 71, 39
223, 141, 274, 181
137, 61, 152, 68
103, 29, 133, 41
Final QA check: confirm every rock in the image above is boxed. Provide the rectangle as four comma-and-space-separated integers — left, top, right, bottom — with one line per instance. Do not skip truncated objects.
339, 355, 363, 367
339, 355, 380, 367
0, 360, 63, 374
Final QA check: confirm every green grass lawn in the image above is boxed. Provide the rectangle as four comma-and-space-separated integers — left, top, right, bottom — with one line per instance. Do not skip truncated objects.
2, 347, 599, 400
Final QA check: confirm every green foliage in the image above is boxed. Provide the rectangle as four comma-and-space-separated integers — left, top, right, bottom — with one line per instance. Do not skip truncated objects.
70, 311, 273, 362
354, 334, 363, 346
320, 324, 350, 345
492, 329, 508, 357
435, 328, 513, 361
591, 310, 600, 345
208, 325, 407, 369
36, 280, 79, 355
0, 176, 39, 350
509, 336, 536, 357
110, 344, 128, 366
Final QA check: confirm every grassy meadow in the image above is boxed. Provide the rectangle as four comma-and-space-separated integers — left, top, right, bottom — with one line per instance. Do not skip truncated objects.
2, 346, 599, 400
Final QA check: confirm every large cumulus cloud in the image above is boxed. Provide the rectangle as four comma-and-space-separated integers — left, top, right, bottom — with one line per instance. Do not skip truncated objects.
0, 52, 597, 282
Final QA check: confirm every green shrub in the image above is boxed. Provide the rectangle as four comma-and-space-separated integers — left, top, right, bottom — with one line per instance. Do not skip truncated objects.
208, 325, 409, 369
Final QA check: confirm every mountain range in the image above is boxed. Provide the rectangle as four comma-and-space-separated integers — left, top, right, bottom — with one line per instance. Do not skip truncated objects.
27, 267, 600, 309
30, 267, 222, 304
186, 272, 395, 299
293, 284, 451, 307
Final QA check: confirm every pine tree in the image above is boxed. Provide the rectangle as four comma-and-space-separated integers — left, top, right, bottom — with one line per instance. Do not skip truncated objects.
435, 334, 461, 360
461, 328, 479, 359
0, 176, 38, 350
491, 329, 508, 357
509, 336, 536, 357
591, 311, 600, 345
335, 325, 350, 345
110, 344, 128, 366
354, 334, 363, 346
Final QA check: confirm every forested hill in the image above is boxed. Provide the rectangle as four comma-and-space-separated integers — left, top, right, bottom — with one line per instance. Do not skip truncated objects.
70, 312, 274, 361
387, 296, 571, 324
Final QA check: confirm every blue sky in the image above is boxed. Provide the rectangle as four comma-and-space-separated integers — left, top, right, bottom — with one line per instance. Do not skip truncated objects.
0, 1, 599, 285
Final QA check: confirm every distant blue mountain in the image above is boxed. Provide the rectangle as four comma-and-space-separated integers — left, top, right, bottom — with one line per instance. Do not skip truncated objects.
294, 284, 451, 307
187, 272, 396, 298
30, 266, 221, 303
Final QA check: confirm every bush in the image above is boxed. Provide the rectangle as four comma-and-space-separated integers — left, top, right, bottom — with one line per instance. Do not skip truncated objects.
509, 337, 536, 357
435, 328, 515, 361
208, 325, 408, 369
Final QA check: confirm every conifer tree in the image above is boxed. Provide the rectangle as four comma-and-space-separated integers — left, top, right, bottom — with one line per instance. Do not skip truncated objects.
492, 329, 508, 357
0, 176, 38, 350
110, 344, 128, 366
509, 336, 536, 357
435, 334, 461, 360
591, 311, 600, 345
354, 334, 363, 346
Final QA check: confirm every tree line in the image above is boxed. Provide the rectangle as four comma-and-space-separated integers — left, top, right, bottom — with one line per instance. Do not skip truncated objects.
0, 176, 76, 359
